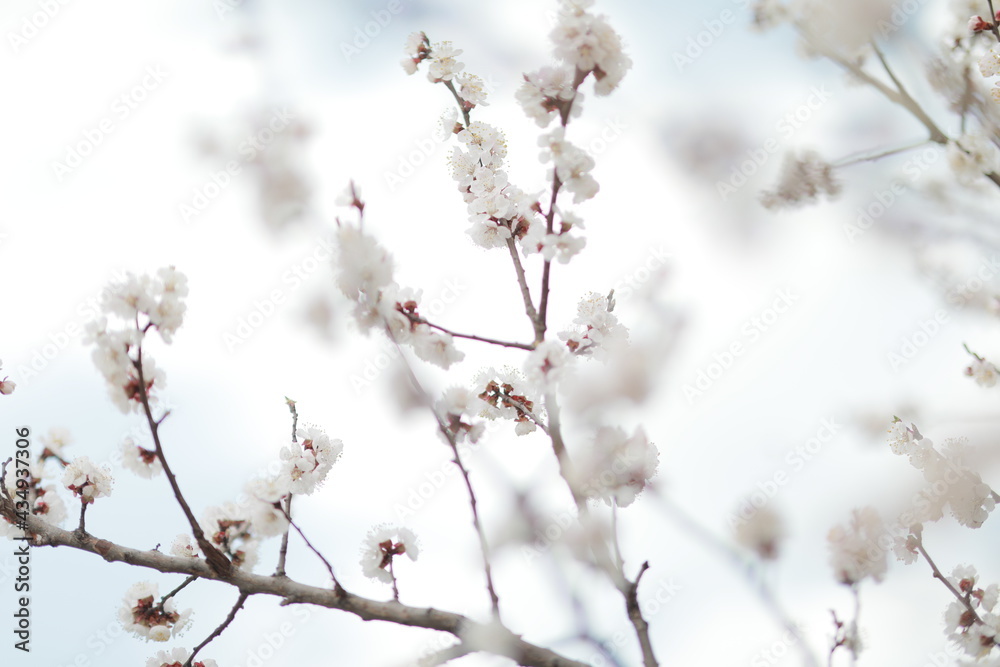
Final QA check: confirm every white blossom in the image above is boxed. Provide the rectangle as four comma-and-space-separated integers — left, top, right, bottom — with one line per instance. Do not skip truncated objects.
827, 506, 887, 585
62, 457, 113, 504
118, 581, 192, 641
120, 437, 163, 479
574, 426, 659, 507
550, 0, 632, 95
169, 534, 199, 558
734, 506, 785, 560
524, 340, 573, 391
360, 524, 420, 583
279, 425, 343, 495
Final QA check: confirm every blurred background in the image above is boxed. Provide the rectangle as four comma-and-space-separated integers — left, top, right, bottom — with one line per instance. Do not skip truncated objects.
2, 0, 1000, 665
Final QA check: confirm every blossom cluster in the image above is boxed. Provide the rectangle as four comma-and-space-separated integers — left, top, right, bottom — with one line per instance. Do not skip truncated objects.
333, 217, 465, 369
573, 425, 659, 507
826, 506, 887, 585
84, 267, 187, 413
887, 419, 996, 530
557, 291, 628, 360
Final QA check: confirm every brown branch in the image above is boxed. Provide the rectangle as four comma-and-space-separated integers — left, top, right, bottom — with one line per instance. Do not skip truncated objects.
0, 503, 588, 667
184, 591, 250, 667
135, 344, 232, 578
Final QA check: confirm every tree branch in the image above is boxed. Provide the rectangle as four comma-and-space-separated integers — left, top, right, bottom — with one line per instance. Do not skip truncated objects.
0, 500, 589, 667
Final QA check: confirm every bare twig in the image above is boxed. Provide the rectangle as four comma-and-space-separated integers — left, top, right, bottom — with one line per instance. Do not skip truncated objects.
275, 503, 343, 592
415, 317, 535, 351
183, 592, 250, 667
160, 574, 199, 606
388, 330, 502, 620
913, 531, 983, 625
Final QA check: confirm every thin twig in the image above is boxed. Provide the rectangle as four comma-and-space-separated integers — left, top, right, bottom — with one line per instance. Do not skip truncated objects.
160, 574, 198, 606
417, 318, 535, 351
505, 237, 543, 342
442, 79, 471, 129
135, 344, 232, 578
77, 500, 87, 534
913, 532, 983, 625
831, 138, 933, 168
275, 398, 299, 578
183, 592, 250, 667
275, 503, 343, 591
388, 330, 502, 620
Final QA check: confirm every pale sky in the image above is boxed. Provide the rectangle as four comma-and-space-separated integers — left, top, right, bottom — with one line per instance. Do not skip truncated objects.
2, 1, 999, 666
